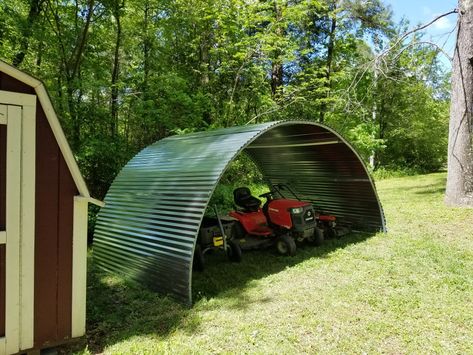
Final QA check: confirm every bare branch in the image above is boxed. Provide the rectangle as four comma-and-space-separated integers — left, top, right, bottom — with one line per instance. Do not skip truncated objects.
393, 41, 453, 62
245, 96, 301, 125
341, 9, 458, 111
378, 9, 458, 59
225, 49, 256, 126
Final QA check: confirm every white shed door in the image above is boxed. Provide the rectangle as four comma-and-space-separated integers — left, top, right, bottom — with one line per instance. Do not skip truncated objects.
0, 93, 36, 355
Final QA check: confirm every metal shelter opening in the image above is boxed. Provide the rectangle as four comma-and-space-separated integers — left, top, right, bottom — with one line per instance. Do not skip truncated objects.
93, 121, 386, 304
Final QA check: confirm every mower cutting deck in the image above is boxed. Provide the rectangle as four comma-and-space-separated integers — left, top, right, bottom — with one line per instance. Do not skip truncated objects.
193, 207, 242, 271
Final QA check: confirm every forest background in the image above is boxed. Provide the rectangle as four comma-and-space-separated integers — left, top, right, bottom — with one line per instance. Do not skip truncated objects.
0, 0, 452, 202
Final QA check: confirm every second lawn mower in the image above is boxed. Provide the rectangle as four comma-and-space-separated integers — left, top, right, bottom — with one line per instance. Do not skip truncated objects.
229, 184, 325, 256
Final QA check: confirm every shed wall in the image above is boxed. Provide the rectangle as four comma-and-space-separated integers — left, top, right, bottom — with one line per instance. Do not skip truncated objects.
0, 72, 77, 347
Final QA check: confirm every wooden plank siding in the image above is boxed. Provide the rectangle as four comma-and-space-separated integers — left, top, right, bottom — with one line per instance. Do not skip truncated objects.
0, 72, 78, 348
57, 154, 74, 339
34, 100, 60, 345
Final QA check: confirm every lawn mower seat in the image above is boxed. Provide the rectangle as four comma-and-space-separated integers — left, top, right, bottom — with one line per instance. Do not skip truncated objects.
233, 187, 261, 212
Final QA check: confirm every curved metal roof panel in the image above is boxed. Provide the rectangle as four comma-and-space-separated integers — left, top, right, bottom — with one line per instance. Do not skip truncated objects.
93, 121, 385, 304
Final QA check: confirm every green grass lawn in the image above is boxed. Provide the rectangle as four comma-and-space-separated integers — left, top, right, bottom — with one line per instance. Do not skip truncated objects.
68, 173, 473, 354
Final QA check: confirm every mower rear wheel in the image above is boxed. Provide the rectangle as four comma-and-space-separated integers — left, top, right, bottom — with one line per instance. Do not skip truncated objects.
193, 244, 205, 271
276, 234, 296, 256
308, 227, 324, 246
226, 239, 242, 262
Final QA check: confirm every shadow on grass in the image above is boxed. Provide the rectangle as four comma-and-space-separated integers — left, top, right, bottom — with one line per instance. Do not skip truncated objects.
192, 231, 375, 308
414, 187, 446, 195
412, 176, 446, 195
61, 232, 376, 354
381, 175, 446, 196
60, 260, 200, 354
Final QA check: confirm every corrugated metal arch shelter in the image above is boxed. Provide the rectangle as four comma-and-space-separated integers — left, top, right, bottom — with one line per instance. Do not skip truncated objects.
94, 121, 386, 304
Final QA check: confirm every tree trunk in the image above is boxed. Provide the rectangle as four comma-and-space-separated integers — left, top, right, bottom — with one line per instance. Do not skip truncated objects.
36, 39, 43, 70
12, 0, 44, 67
200, 31, 210, 86
142, 1, 151, 101
320, 1, 337, 123
271, 61, 283, 97
270, 2, 283, 98
445, 0, 473, 206
54, 0, 95, 150
66, 78, 80, 148
370, 61, 379, 169
111, 2, 124, 137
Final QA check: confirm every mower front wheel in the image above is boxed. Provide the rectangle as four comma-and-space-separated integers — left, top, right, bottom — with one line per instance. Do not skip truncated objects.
308, 227, 324, 246
231, 221, 246, 239
276, 234, 296, 256
226, 239, 242, 262
325, 227, 337, 239
193, 244, 205, 271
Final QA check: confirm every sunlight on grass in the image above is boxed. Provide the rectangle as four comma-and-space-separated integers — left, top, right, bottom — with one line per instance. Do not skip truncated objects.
65, 172, 473, 354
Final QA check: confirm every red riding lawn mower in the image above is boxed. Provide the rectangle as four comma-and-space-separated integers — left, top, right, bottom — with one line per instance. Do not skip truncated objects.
229, 183, 341, 256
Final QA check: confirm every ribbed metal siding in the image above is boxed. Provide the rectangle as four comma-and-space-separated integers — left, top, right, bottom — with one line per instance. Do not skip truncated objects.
93, 123, 277, 304
93, 121, 386, 304
246, 124, 385, 231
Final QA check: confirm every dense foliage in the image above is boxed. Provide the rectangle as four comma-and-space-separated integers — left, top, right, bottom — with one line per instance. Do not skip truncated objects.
0, 0, 450, 199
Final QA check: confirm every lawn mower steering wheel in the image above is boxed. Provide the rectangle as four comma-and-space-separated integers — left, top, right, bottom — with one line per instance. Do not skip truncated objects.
259, 191, 275, 200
